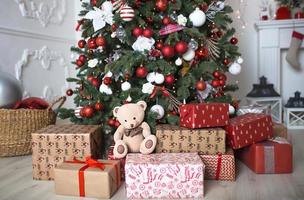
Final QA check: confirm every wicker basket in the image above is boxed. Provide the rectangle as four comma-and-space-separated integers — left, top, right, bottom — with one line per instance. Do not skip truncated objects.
0, 96, 66, 157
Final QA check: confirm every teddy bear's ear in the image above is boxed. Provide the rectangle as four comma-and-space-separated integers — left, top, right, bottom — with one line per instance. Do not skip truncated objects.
137, 101, 147, 111
113, 106, 120, 117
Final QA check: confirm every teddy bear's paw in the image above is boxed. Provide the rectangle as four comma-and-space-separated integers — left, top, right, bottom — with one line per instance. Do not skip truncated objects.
113, 140, 128, 159
140, 135, 157, 155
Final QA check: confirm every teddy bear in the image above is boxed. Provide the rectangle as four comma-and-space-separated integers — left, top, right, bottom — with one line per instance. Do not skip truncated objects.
112, 101, 157, 159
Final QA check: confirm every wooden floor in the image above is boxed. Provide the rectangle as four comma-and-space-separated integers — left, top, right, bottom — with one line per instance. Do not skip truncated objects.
0, 131, 303, 200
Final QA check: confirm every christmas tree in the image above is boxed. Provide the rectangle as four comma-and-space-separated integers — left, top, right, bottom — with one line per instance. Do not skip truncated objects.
59, 0, 242, 148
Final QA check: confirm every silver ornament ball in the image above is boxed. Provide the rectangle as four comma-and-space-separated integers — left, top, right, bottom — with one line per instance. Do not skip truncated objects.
0, 71, 23, 108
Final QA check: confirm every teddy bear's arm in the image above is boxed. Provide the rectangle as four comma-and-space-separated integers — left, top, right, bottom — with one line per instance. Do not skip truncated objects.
113, 125, 125, 142
141, 122, 152, 138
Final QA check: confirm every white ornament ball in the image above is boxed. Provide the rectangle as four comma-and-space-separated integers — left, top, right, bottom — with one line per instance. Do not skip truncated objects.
154, 73, 165, 84
146, 72, 156, 83
189, 8, 206, 27
150, 105, 165, 119
229, 62, 242, 75
182, 49, 195, 61
121, 81, 131, 91
229, 104, 235, 115
175, 57, 183, 66
236, 57, 244, 64
102, 1, 113, 13
74, 107, 83, 119
120, 5, 135, 22
126, 95, 132, 102
0, 72, 23, 108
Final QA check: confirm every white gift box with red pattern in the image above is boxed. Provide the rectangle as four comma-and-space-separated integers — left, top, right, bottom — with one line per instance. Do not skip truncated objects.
125, 153, 205, 199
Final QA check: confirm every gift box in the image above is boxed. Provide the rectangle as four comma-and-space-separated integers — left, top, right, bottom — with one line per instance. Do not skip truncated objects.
237, 104, 271, 116
273, 123, 288, 139
155, 124, 226, 155
225, 113, 273, 149
108, 145, 126, 180
236, 137, 293, 174
180, 103, 229, 129
199, 148, 235, 181
54, 158, 121, 199
31, 125, 102, 180
125, 153, 204, 199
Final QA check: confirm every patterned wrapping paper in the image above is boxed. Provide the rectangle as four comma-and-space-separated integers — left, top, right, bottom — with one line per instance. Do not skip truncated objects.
200, 148, 236, 181
32, 125, 102, 180
54, 159, 121, 199
236, 138, 293, 174
155, 124, 226, 155
107, 145, 126, 180
225, 113, 273, 149
180, 103, 229, 129
125, 153, 205, 199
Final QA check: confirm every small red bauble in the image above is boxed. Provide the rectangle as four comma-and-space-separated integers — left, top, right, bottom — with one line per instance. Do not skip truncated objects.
161, 45, 175, 59
78, 40, 86, 48
174, 41, 188, 54
210, 32, 218, 39
66, 89, 73, 96
196, 80, 207, 91
213, 92, 222, 98
219, 74, 227, 81
90, 0, 97, 6
165, 74, 175, 85
155, 0, 168, 12
91, 78, 101, 88
95, 102, 104, 111
223, 58, 230, 66
88, 38, 97, 49
155, 40, 163, 50
195, 47, 209, 59
136, 66, 148, 78
114, 120, 121, 127
143, 28, 153, 38
76, 59, 84, 67
213, 70, 221, 78
211, 79, 221, 88
78, 55, 86, 62
103, 77, 112, 85
219, 79, 226, 86
200, 2, 209, 12
162, 16, 171, 25
95, 36, 106, 47
87, 75, 94, 82
112, 24, 117, 31
230, 37, 238, 45
132, 27, 143, 37
107, 118, 116, 126
217, 30, 223, 38
146, 17, 153, 24
81, 106, 95, 118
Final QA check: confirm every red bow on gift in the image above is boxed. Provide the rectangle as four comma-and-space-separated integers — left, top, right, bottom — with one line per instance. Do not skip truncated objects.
149, 86, 170, 99
65, 156, 120, 197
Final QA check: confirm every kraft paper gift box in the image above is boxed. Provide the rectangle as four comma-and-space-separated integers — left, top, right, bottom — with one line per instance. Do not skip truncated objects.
180, 103, 229, 129
225, 113, 273, 149
236, 137, 293, 174
54, 158, 121, 199
156, 124, 226, 155
273, 123, 288, 139
31, 125, 102, 180
125, 153, 205, 199
199, 148, 236, 181
108, 145, 126, 180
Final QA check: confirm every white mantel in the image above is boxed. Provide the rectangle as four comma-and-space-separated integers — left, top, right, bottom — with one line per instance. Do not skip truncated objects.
255, 19, 304, 94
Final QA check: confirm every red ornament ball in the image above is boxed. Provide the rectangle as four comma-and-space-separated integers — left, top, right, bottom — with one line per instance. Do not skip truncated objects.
155, 0, 168, 12
90, 0, 97, 6
103, 77, 112, 85
161, 45, 175, 59
200, 2, 209, 12
91, 78, 101, 88
78, 40, 86, 48
81, 106, 95, 118
174, 41, 188, 54
155, 40, 163, 50
165, 74, 175, 85
78, 55, 86, 62
95, 102, 104, 111
162, 16, 171, 25
87, 75, 94, 82
95, 36, 106, 47
66, 89, 73, 96
107, 118, 116, 126
87, 38, 97, 49
114, 120, 121, 128
219, 79, 226, 86
132, 27, 143, 37
219, 74, 227, 81
213, 70, 221, 78
211, 79, 221, 88
195, 47, 209, 59
76, 59, 84, 67
223, 58, 230, 66
230, 37, 238, 45
136, 66, 148, 78
196, 80, 207, 91
143, 28, 153, 38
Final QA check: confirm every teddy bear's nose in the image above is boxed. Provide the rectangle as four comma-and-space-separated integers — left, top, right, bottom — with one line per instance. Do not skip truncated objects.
130, 124, 134, 128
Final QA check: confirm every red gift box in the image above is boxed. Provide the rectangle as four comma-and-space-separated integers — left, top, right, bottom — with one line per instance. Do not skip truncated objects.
225, 113, 273, 149
180, 103, 229, 129
236, 138, 293, 174
108, 146, 126, 180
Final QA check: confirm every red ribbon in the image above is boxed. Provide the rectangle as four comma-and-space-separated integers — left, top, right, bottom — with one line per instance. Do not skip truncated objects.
215, 154, 222, 180
149, 86, 170, 99
65, 157, 120, 197
75, 19, 84, 31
